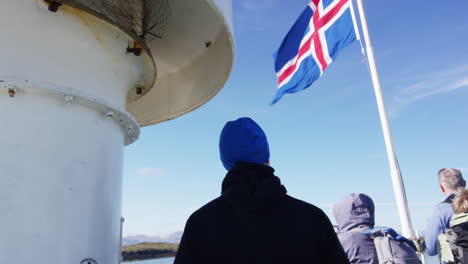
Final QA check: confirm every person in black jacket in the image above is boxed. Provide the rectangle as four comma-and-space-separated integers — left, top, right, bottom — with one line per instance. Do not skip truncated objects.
174, 117, 350, 264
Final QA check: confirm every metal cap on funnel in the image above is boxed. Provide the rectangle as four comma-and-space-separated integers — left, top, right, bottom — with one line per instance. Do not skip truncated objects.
59, 0, 235, 126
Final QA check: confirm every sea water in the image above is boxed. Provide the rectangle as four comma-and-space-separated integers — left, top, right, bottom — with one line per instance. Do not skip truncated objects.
123, 257, 175, 264
123, 255, 440, 264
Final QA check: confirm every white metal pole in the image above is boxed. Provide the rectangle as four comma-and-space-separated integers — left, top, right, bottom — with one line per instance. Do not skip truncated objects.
355, 0, 415, 239
120, 217, 125, 264
349, 0, 361, 41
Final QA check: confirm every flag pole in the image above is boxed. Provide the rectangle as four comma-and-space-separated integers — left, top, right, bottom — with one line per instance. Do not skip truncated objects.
353, 0, 415, 239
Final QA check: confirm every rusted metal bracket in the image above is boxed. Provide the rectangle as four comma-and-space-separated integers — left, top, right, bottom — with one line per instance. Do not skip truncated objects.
126, 41, 142, 56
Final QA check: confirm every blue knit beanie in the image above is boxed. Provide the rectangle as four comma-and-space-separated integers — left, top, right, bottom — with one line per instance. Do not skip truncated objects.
219, 117, 270, 171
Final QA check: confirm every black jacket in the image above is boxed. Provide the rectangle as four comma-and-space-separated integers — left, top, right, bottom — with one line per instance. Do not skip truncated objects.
174, 163, 350, 264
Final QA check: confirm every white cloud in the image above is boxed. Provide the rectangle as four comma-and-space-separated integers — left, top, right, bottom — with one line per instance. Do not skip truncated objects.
389, 64, 468, 118
136, 167, 165, 177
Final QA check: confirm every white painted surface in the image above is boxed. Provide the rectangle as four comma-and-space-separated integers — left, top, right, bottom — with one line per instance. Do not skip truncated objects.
0, 90, 124, 263
0, 1, 234, 263
0, 2, 143, 263
2, 1, 155, 109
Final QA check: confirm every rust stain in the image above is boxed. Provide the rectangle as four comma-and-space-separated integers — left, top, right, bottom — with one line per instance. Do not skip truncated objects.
42, 2, 156, 97
7, 89, 15, 98
72, 11, 102, 42
55, 3, 103, 42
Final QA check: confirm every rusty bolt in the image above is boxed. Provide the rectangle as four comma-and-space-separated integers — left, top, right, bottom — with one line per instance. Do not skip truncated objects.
127, 47, 142, 56
45, 1, 62, 12
135, 87, 144, 95
105, 110, 115, 117
64, 94, 75, 104
7, 88, 16, 98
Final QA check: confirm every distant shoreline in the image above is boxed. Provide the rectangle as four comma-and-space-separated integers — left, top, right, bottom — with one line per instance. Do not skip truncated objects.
122, 242, 179, 262
123, 253, 176, 262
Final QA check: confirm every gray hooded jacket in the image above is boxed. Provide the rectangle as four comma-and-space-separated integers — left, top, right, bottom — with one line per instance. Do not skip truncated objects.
333, 193, 378, 264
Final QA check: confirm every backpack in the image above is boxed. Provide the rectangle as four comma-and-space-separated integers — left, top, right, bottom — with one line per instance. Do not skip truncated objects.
437, 194, 462, 264
363, 227, 421, 264
439, 229, 464, 264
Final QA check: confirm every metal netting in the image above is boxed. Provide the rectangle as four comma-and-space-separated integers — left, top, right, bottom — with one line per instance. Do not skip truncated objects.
60, 0, 170, 43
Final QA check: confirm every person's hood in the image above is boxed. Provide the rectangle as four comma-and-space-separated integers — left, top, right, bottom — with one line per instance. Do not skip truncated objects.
221, 162, 286, 213
451, 212, 468, 227
333, 193, 375, 232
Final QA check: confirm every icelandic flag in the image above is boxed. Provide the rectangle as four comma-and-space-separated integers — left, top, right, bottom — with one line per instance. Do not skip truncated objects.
272, 0, 356, 103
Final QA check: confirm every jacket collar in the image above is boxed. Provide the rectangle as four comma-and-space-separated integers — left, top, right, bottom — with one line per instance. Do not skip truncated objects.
221, 162, 287, 213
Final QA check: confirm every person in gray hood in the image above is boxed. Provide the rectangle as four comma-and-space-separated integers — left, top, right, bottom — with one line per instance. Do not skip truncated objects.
333, 193, 379, 264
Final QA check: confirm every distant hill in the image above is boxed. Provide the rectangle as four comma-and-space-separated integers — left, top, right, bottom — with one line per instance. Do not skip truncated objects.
163, 231, 183, 243
123, 231, 183, 246
122, 242, 179, 261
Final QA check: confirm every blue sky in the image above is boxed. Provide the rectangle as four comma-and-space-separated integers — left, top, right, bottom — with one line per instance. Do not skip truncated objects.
122, 0, 468, 237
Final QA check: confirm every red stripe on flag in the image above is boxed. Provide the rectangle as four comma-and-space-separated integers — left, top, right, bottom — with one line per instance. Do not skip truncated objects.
277, 36, 313, 85
315, 0, 348, 28
312, 34, 327, 72
312, 8, 328, 71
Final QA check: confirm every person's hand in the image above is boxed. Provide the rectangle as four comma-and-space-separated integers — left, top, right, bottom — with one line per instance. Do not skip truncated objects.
412, 237, 425, 253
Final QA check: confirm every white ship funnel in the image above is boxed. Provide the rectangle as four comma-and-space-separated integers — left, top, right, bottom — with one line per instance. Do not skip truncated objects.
0, 0, 234, 263
127, 0, 235, 126
61, 0, 235, 126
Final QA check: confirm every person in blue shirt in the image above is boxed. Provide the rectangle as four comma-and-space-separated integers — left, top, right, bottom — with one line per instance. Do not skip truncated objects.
425, 168, 465, 256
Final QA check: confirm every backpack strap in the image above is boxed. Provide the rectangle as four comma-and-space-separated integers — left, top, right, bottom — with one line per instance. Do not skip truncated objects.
349, 226, 370, 233
363, 227, 418, 251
